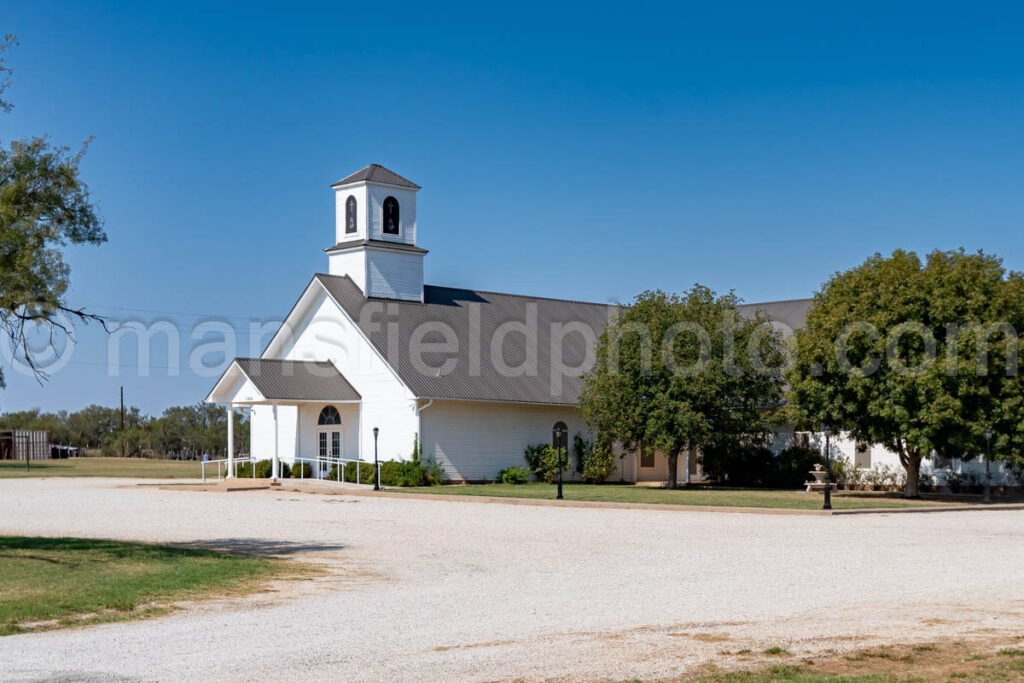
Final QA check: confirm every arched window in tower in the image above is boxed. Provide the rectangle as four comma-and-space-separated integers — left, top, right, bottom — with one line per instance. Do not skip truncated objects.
345, 196, 357, 234
382, 196, 400, 235
317, 406, 341, 426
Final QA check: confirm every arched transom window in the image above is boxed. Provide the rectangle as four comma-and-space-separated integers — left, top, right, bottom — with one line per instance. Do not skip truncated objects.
318, 405, 342, 425
382, 196, 400, 235
345, 196, 357, 234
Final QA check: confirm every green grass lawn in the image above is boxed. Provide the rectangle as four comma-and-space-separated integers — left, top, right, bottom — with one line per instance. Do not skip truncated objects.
402, 483, 986, 510
0, 457, 202, 479
0, 536, 296, 635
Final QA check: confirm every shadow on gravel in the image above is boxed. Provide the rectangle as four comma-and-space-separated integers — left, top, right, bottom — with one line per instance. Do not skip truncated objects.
175, 538, 346, 557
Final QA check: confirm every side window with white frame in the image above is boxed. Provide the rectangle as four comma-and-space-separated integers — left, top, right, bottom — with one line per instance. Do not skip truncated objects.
855, 441, 871, 468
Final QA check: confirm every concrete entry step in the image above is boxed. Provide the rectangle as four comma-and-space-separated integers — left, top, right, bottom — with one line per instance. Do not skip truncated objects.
163, 479, 283, 492
218, 479, 281, 492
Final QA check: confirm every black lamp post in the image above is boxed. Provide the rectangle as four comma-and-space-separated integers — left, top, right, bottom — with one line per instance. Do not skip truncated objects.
372, 427, 381, 491
984, 427, 993, 504
553, 423, 566, 500
822, 424, 833, 511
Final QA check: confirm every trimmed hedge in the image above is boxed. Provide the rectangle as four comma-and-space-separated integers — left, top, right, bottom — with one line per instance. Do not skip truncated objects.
324, 458, 445, 486
327, 461, 376, 484
234, 460, 292, 478
234, 456, 446, 486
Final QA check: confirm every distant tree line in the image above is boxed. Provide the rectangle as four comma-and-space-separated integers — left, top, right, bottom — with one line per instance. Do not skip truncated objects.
0, 403, 249, 459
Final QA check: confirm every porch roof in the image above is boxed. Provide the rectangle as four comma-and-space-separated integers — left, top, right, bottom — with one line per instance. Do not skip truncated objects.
206, 358, 361, 405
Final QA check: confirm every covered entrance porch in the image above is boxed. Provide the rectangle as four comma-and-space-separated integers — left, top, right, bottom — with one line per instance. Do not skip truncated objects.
205, 358, 364, 481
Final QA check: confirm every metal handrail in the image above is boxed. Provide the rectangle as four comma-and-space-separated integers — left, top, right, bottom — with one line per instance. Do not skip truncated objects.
200, 454, 376, 486
293, 454, 376, 486
201, 456, 255, 483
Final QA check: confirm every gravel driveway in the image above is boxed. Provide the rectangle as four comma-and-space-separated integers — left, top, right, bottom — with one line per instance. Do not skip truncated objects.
1, 478, 1023, 682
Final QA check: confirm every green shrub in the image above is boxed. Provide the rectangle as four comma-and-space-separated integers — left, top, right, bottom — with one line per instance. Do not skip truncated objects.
265, 460, 291, 478
326, 461, 375, 483
234, 460, 291, 478
321, 458, 444, 487
381, 460, 433, 486
348, 461, 376, 484
524, 443, 566, 483
581, 443, 617, 483
497, 465, 530, 484
572, 433, 589, 475
292, 462, 313, 479
828, 455, 853, 486
255, 459, 273, 478
419, 457, 446, 485
378, 460, 407, 486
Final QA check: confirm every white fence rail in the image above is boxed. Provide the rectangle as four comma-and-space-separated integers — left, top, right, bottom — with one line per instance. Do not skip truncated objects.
201, 456, 255, 483
200, 455, 377, 487
294, 455, 378, 487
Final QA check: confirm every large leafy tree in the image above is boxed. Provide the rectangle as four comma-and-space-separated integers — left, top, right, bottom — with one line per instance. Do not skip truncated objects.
0, 35, 106, 386
579, 287, 786, 488
789, 249, 1024, 498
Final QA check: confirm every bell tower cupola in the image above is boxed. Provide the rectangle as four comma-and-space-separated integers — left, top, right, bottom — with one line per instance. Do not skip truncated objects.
326, 164, 426, 302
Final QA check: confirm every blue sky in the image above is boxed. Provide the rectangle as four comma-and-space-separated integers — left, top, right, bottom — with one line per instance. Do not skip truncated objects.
3, 2, 1024, 415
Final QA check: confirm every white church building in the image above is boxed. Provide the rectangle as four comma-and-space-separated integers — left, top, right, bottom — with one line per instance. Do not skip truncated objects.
207, 164, 1003, 487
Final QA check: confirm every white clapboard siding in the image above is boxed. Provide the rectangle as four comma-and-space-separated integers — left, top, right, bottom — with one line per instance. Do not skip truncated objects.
334, 187, 367, 242
249, 404, 298, 462
328, 250, 367, 292
365, 249, 424, 301
419, 400, 591, 482
367, 185, 417, 244
274, 287, 419, 463
295, 403, 360, 462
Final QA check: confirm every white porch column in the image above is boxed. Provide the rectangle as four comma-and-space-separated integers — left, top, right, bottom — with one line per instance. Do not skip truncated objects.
271, 403, 280, 480
226, 404, 235, 478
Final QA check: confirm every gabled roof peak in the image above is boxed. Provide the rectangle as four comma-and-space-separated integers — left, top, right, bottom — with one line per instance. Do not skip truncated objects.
331, 163, 421, 190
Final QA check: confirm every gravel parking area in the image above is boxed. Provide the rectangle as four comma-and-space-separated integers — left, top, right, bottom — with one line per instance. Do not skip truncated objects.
1, 478, 1023, 681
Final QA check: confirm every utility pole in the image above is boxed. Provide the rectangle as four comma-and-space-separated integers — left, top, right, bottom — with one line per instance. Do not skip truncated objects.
120, 386, 126, 458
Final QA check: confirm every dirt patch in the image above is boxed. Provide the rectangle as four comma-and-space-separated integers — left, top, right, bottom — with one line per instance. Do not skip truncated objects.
432, 638, 517, 653
669, 632, 732, 643
674, 635, 1024, 682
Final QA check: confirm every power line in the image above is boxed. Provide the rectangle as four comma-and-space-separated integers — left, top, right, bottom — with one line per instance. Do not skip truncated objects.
82, 303, 284, 324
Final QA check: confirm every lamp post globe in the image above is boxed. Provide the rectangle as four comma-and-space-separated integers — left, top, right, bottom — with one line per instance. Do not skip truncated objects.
372, 427, 381, 491
821, 424, 833, 511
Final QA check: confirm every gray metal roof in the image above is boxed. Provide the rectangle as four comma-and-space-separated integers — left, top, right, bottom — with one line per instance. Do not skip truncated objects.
234, 358, 361, 402
331, 164, 421, 190
315, 274, 811, 406
324, 238, 429, 254
736, 298, 812, 332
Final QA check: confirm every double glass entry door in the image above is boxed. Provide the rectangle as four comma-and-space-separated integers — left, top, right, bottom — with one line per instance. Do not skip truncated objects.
316, 429, 342, 477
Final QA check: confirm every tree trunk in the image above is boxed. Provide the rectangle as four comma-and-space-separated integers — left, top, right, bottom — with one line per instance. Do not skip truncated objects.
900, 448, 922, 499
666, 451, 679, 489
